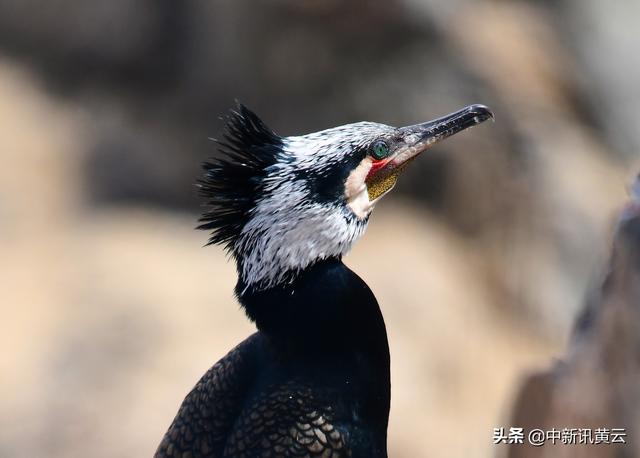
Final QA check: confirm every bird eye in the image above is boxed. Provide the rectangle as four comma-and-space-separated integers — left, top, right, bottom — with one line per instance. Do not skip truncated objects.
370, 141, 389, 160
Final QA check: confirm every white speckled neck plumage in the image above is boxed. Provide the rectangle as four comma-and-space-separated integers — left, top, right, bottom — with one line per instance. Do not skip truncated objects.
236, 190, 368, 290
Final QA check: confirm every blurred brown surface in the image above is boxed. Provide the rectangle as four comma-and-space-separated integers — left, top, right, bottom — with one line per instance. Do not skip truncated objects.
0, 1, 638, 457
507, 192, 640, 458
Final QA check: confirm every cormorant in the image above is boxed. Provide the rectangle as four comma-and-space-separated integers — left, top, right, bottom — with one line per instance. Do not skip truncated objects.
155, 103, 493, 458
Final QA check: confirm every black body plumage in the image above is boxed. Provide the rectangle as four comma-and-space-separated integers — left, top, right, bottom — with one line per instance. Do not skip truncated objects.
155, 259, 390, 457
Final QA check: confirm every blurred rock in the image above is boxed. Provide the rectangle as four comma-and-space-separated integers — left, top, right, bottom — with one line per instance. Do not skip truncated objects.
507, 179, 640, 457
560, 0, 640, 161
0, 0, 186, 90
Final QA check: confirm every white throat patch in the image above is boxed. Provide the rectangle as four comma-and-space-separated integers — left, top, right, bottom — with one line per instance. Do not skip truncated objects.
345, 157, 376, 219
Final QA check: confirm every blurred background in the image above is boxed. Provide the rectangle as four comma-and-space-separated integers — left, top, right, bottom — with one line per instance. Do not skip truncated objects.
0, 1, 638, 457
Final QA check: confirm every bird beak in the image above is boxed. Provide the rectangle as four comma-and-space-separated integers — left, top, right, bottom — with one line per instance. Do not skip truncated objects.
366, 104, 494, 200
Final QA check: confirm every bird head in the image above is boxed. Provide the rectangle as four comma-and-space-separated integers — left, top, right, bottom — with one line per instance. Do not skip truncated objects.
199, 104, 493, 291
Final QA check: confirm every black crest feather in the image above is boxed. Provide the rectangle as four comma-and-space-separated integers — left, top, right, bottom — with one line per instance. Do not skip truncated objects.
197, 104, 283, 250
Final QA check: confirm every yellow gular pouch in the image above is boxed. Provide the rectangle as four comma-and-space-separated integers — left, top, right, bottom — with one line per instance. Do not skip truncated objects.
366, 159, 413, 201
367, 172, 400, 201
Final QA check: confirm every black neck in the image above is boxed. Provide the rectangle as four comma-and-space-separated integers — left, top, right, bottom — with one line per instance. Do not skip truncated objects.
236, 258, 389, 356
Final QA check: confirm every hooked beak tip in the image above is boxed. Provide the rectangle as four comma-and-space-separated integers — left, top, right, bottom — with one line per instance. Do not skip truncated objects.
467, 104, 495, 123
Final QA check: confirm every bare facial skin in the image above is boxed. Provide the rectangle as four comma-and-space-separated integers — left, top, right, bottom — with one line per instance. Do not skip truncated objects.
345, 157, 375, 219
